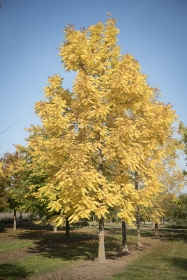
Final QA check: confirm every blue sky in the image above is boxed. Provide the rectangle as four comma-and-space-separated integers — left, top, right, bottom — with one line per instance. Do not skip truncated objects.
1, 0, 187, 161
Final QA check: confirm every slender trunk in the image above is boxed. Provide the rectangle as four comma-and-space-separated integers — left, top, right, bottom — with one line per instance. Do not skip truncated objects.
19, 212, 22, 225
65, 218, 70, 242
13, 209, 17, 230
53, 223, 57, 233
155, 222, 159, 239
136, 206, 142, 246
152, 221, 155, 229
135, 174, 142, 247
122, 221, 129, 253
96, 216, 107, 263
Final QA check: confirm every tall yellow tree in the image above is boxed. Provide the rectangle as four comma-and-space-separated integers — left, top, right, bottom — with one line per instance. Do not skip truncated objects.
27, 17, 176, 262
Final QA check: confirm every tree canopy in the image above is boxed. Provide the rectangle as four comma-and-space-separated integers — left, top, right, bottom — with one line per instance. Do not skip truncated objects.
25, 18, 177, 227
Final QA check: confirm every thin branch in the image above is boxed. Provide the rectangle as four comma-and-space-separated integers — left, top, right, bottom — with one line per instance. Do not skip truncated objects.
0, 47, 12, 56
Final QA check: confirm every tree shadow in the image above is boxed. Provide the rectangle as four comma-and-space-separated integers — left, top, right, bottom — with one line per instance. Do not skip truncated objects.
30, 235, 123, 261
165, 257, 187, 271
0, 263, 33, 280
28, 238, 97, 261
158, 227, 187, 243
15, 228, 97, 261
124, 225, 187, 243
7, 222, 187, 264
14, 227, 124, 262
0, 227, 7, 233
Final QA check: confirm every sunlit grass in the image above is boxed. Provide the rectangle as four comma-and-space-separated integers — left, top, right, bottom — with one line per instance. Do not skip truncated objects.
111, 237, 187, 280
2, 254, 75, 279
0, 239, 34, 253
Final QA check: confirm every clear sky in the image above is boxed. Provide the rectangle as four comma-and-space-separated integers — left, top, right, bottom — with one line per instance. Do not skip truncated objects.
1, 0, 187, 160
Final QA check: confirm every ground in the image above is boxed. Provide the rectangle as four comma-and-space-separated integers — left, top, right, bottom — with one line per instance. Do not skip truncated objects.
30, 237, 161, 280
0, 223, 162, 280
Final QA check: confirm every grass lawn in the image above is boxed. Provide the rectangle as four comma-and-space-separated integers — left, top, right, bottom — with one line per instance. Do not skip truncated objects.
0, 221, 125, 279
111, 226, 187, 280
0, 221, 187, 280
0, 229, 95, 279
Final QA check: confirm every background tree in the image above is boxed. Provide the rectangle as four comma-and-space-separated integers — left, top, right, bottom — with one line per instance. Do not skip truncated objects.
172, 193, 187, 225
179, 121, 187, 173
0, 162, 10, 211
0, 151, 24, 229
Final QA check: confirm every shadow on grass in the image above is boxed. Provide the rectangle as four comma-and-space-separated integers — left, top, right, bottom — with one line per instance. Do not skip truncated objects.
166, 257, 187, 271
5, 222, 187, 264
124, 225, 187, 242
0, 227, 7, 233
158, 226, 187, 243
0, 263, 32, 280
14, 226, 122, 261
31, 237, 98, 261
105, 224, 187, 245
29, 235, 122, 261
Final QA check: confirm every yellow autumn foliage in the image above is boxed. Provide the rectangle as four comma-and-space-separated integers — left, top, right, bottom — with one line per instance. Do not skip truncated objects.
26, 18, 178, 226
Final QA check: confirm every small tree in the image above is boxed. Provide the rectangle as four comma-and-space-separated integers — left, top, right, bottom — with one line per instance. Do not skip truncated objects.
0, 151, 24, 229
0, 162, 10, 211
173, 194, 187, 225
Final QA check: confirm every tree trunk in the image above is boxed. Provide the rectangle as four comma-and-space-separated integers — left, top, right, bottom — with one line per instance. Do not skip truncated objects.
136, 206, 142, 246
65, 218, 70, 242
13, 209, 17, 230
161, 216, 165, 225
135, 174, 142, 247
152, 220, 155, 229
122, 221, 129, 253
154, 222, 159, 239
19, 212, 22, 225
96, 216, 107, 263
53, 223, 57, 233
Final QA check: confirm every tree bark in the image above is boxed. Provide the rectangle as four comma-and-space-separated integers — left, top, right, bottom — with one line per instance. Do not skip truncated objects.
152, 220, 155, 229
96, 216, 107, 263
19, 212, 22, 225
13, 209, 17, 230
65, 218, 70, 242
136, 206, 142, 246
122, 221, 129, 253
135, 174, 142, 247
154, 222, 159, 239
53, 223, 57, 233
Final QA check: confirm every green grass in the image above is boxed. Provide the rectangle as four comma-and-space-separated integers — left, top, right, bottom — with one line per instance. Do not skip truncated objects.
1, 222, 187, 280
0, 239, 34, 253
0, 255, 75, 280
111, 227, 187, 280
0, 225, 121, 279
